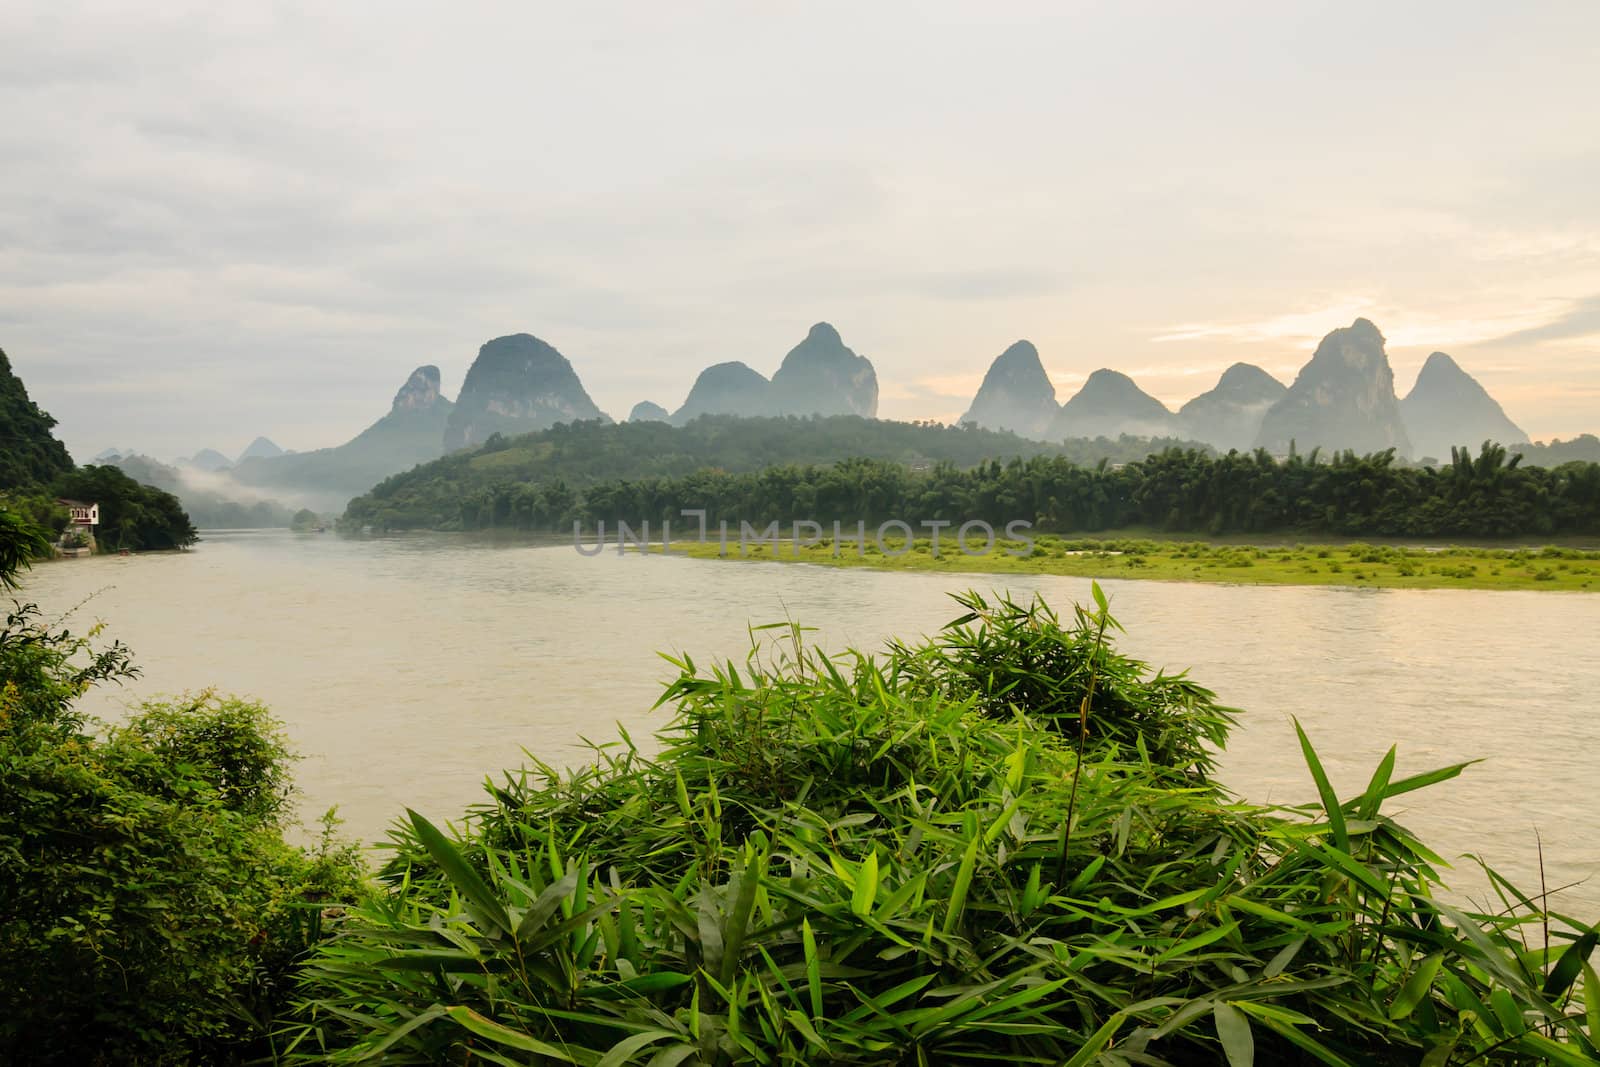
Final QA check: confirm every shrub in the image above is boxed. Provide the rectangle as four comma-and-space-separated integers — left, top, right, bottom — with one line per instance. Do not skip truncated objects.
1, 693, 363, 1064
0, 518, 363, 1064
288, 590, 1598, 1065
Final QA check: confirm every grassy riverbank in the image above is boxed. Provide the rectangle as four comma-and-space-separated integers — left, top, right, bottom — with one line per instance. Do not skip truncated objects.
674, 533, 1600, 591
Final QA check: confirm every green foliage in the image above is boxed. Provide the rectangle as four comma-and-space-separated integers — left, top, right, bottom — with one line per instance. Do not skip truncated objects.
724, 535, 1600, 591
287, 590, 1598, 1064
341, 414, 1205, 531
0, 516, 362, 1063
0, 600, 136, 740
887, 590, 1234, 778
0, 346, 75, 490
119, 693, 298, 823
0, 503, 54, 590
348, 431, 1600, 539
52, 464, 199, 550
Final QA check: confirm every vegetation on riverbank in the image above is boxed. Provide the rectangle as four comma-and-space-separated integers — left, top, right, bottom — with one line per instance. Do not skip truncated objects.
348, 429, 1600, 545
341, 415, 1207, 531
674, 534, 1600, 592
4, 508, 1598, 1062
288, 591, 1599, 1064
1, 348, 199, 550
3, 464, 199, 552
0, 572, 362, 1061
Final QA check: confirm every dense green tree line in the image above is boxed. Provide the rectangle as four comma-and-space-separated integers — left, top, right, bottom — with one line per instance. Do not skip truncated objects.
5, 465, 199, 551
369, 442, 1600, 539
3, 466, 199, 551
342, 415, 1207, 530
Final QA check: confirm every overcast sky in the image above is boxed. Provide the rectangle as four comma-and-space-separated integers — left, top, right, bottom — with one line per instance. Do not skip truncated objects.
4, 1, 1597, 461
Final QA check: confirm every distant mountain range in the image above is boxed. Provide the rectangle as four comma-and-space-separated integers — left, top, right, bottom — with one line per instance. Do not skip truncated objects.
958, 318, 1528, 462
639, 322, 879, 426
132, 316, 1550, 508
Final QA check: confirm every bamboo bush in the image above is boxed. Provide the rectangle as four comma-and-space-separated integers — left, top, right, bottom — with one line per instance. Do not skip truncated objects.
286, 589, 1598, 1065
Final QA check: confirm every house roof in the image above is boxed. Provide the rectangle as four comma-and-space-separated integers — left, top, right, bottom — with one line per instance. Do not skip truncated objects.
55, 498, 95, 507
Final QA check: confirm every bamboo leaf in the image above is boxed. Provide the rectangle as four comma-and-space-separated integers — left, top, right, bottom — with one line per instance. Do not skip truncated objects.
942, 832, 981, 937
597, 1030, 682, 1067
1062, 1012, 1125, 1067
407, 809, 512, 936
1584, 959, 1600, 1045
444, 1005, 590, 1061
720, 849, 764, 988
1213, 1002, 1254, 1067
516, 868, 581, 942
1542, 927, 1597, 998
1389, 952, 1443, 1019
851, 850, 879, 919
803, 918, 823, 1019
1355, 745, 1396, 821
1292, 721, 1347, 854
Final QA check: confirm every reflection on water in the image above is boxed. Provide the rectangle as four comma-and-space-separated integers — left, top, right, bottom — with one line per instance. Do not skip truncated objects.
24, 529, 1600, 915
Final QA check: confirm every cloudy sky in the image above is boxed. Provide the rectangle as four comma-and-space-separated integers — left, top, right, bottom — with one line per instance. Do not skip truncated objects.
4, 1, 1597, 461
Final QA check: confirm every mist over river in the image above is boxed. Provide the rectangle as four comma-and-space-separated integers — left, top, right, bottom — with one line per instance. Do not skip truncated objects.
25, 530, 1600, 917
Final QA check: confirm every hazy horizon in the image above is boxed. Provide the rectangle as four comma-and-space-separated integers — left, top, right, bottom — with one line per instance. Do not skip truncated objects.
4, 2, 1596, 460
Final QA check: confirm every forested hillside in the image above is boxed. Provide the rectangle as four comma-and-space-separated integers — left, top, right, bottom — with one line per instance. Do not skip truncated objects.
341, 415, 1207, 530
0, 347, 74, 490
0, 347, 197, 550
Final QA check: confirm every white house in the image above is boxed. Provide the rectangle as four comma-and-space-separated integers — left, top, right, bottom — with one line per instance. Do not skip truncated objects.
57, 499, 100, 526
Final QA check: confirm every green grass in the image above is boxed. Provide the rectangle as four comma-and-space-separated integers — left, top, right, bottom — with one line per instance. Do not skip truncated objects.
671, 534, 1600, 591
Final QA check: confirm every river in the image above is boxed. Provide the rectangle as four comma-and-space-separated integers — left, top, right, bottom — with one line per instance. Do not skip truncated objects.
22, 529, 1600, 917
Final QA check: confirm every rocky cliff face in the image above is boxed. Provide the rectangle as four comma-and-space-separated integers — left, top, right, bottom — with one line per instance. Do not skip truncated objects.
1051, 369, 1178, 441
444, 334, 606, 451
672, 362, 772, 423
959, 340, 1058, 439
1255, 318, 1412, 456
626, 400, 670, 423
1177, 363, 1287, 451
1400, 352, 1528, 462
768, 323, 878, 417
391, 365, 446, 413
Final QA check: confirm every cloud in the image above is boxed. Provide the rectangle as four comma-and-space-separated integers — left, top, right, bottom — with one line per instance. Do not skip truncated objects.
908, 268, 1065, 303
1479, 295, 1600, 347
3, 2, 1598, 455
1151, 299, 1380, 345
1152, 300, 1576, 351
